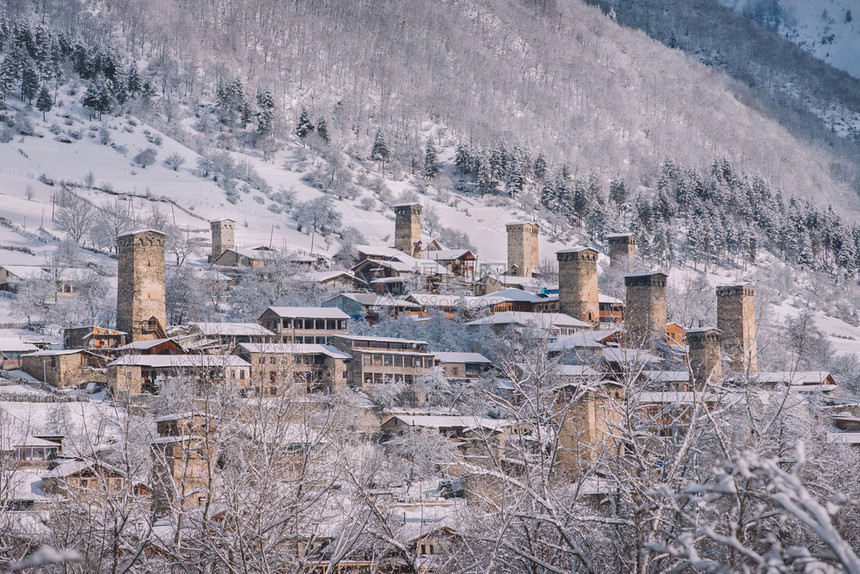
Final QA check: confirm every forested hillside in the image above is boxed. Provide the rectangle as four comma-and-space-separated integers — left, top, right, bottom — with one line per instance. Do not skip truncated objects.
5, 0, 859, 213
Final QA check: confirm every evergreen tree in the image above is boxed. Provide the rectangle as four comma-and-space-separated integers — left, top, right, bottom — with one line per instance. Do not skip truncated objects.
505, 157, 525, 196
316, 117, 330, 144
532, 152, 547, 181
126, 63, 142, 95
609, 178, 627, 212
20, 56, 39, 103
423, 138, 440, 179
82, 75, 112, 120
295, 108, 313, 139
36, 84, 52, 120
454, 143, 472, 176
477, 151, 495, 197
370, 129, 391, 172
255, 88, 276, 139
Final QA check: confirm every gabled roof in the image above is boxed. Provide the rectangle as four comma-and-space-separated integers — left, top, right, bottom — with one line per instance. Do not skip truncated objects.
548, 329, 621, 351
406, 293, 488, 309
236, 343, 352, 359
0, 265, 48, 280
598, 293, 624, 305
382, 414, 518, 432
22, 349, 100, 358
43, 459, 124, 479
433, 352, 491, 364
325, 293, 419, 309
0, 338, 38, 353
333, 334, 428, 346
640, 370, 690, 384
261, 307, 350, 320
426, 249, 475, 262
109, 355, 251, 368
466, 311, 590, 329
189, 322, 275, 337
301, 270, 367, 285
732, 371, 835, 386
480, 288, 551, 304
602, 347, 663, 365
118, 338, 182, 351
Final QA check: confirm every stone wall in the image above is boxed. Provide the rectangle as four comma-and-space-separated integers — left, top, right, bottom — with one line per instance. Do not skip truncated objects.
607, 233, 636, 270
210, 219, 235, 261
624, 272, 668, 349
394, 204, 422, 258
687, 328, 722, 388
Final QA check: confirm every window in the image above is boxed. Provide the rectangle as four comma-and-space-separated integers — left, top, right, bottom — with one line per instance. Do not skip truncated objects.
424, 357, 433, 368
326, 319, 335, 329
240, 370, 246, 380
383, 355, 393, 366
405, 375, 413, 384
364, 373, 373, 385
282, 318, 291, 329
363, 355, 372, 366
395, 374, 404, 383
373, 355, 382, 366
374, 373, 383, 384
452, 367, 458, 376
315, 319, 324, 329
405, 356, 413, 368
394, 356, 403, 367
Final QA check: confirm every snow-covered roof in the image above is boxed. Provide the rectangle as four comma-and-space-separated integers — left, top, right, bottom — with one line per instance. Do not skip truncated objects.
22, 349, 97, 358
0, 265, 47, 280
736, 371, 834, 386
1, 469, 49, 502
109, 355, 251, 368
406, 293, 488, 309
433, 352, 491, 364
43, 459, 123, 479
117, 338, 180, 351
328, 293, 419, 308
605, 232, 635, 239
426, 249, 474, 261
640, 370, 690, 383
383, 414, 518, 432
118, 228, 165, 238
602, 347, 663, 365
236, 343, 352, 359
466, 311, 590, 329
555, 246, 597, 254
262, 306, 350, 319
0, 338, 38, 353
479, 288, 548, 304
189, 322, 275, 337
301, 270, 366, 285
548, 329, 621, 351
333, 334, 428, 346
637, 390, 723, 404
598, 293, 624, 305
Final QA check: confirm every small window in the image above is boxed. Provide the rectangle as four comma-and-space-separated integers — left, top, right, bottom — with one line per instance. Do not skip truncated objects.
394, 356, 403, 367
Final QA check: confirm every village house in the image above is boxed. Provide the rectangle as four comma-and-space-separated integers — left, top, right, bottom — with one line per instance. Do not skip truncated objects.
116, 337, 186, 356
107, 354, 251, 396
232, 342, 352, 395
465, 311, 590, 338
63, 326, 128, 353
350, 244, 453, 294
405, 292, 491, 317
598, 293, 625, 326
433, 352, 493, 379
186, 322, 276, 349
330, 335, 435, 388
42, 459, 128, 498
0, 415, 62, 468
0, 336, 38, 369
479, 287, 559, 314
21, 349, 107, 389
426, 248, 478, 280
211, 245, 279, 268
322, 292, 420, 322
258, 307, 349, 344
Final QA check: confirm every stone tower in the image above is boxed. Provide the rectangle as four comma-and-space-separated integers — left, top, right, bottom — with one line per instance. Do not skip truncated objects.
209, 218, 235, 262
506, 222, 540, 278
716, 283, 758, 374
607, 233, 636, 270
624, 272, 668, 349
116, 229, 167, 341
394, 203, 422, 259
557, 247, 599, 327
687, 328, 722, 388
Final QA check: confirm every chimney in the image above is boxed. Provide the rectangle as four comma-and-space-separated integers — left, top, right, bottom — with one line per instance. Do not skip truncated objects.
607, 232, 636, 271
624, 272, 668, 349
716, 283, 758, 374
557, 247, 599, 328
686, 328, 722, 389
506, 222, 540, 278
210, 218, 235, 263
394, 203, 422, 259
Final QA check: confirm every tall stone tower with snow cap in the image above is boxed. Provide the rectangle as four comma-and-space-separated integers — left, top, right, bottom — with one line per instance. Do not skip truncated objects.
506, 222, 539, 278
624, 271, 668, 349
607, 232, 636, 270
557, 246, 599, 327
210, 218, 235, 262
716, 283, 758, 374
117, 229, 167, 341
394, 203, 422, 259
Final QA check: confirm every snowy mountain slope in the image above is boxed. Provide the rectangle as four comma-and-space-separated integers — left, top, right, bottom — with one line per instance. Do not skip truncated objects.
718, 0, 860, 79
